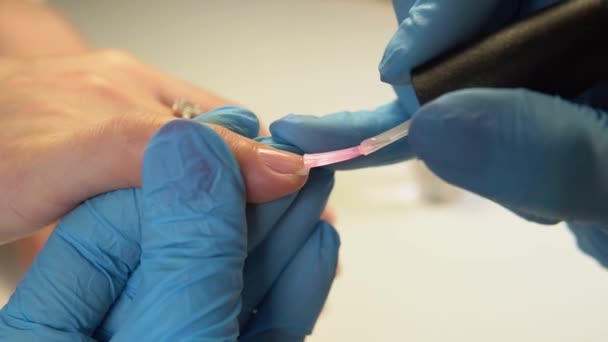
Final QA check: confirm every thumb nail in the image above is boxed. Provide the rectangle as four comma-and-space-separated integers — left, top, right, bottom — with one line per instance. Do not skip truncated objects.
258, 147, 309, 176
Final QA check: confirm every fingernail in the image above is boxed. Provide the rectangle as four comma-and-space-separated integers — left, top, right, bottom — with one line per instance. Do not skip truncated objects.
258, 147, 309, 176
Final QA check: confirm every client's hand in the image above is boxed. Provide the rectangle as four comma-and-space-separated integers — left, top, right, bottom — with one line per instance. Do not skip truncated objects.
0, 51, 308, 242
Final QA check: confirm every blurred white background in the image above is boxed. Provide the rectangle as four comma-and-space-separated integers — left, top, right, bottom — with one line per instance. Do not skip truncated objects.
2, 0, 608, 340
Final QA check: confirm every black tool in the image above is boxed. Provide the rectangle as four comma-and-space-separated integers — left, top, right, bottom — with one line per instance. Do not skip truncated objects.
411, 0, 608, 105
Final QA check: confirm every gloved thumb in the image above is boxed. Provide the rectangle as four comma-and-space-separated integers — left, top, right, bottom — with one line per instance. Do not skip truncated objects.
112, 120, 247, 340
409, 88, 608, 225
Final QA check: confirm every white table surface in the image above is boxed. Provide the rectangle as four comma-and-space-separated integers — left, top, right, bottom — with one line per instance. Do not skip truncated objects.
2, 1, 608, 340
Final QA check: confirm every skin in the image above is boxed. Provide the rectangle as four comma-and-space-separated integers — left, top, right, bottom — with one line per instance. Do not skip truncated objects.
0, 0, 311, 267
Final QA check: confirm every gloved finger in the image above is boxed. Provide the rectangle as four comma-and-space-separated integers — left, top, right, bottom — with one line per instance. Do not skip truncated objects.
503, 205, 561, 225
384, 1, 563, 123
93, 267, 143, 341
94, 137, 318, 340
239, 168, 335, 326
568, 222, 608, 269
380, 0, 565, 84
270, 101, 414, 170
409, 88, 608, 225
112, 121, 247, 340
246, 193, 298, 250
0, 190, 141, 340
240, 221, 340, 341
195, 105, 260, 139
380, 0, 505, 84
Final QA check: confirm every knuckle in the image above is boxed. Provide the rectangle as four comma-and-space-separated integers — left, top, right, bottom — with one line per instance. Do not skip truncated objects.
73, 70, 112, 89
70, 71, 134, 105
95, 49, 138, 68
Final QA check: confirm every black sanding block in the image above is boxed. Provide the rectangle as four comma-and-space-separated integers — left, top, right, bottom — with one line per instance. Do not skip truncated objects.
411, 0, 608, 104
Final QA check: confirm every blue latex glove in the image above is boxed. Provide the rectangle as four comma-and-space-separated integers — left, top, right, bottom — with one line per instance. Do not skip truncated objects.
200, 109, 340, 341
270, 1, 608, 266
0, 119, 248, 340
269, 0, 560, 170
1, 108, 340, 340
95, 109, 338, 341
93, 112, 338, 341
195, 109, 339, 340
97, 166, 338, 342
387, 0, 608, 268
409, 86, 608, 266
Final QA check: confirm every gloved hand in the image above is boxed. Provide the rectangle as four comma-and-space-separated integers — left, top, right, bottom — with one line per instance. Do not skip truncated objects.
94, 112, 339, 341
268, 0, 561, 170
0, 115, 339, 340
200, 110, 339, 341
0, 119, 248, 340
270, 0, 608, 266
